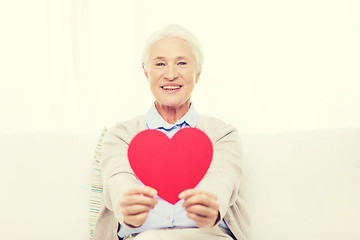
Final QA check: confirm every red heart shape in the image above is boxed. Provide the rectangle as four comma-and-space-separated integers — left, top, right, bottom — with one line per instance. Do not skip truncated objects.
128, 128, 213, 204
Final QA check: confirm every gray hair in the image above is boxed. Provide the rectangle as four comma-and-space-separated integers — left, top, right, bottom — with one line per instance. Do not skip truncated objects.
142, 24, 204, 73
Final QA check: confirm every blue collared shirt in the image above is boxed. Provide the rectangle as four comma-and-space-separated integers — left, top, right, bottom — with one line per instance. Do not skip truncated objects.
118, 103, 227, 238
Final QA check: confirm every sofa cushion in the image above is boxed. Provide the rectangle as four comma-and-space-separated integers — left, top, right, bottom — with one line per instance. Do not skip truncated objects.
0, 132, 97, 240
241, 129, 360, 240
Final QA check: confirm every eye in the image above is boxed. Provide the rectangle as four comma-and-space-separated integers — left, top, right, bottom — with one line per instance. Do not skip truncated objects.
178, 61, 187, 66
156, 62, 165, 67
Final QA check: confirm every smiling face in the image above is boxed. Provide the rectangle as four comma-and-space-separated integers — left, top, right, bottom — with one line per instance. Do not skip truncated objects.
144, 36, 200, 116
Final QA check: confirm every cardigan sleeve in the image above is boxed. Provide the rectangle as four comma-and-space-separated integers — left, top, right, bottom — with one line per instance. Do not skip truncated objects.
197, 117, 243, 224
100, 123, 140, 225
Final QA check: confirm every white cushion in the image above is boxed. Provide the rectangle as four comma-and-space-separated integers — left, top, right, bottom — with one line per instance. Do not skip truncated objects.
241, 129, 360, 240
0, 133, 97, 240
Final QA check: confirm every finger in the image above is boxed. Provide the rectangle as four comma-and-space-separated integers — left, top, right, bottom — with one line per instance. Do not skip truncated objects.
124, 211, 149, 228
121, 203, 155, 216
186, 212, 216, 228
179, 189, 217, 200
120, 194, 158, 208
185, 204, 218, 218
178, 188, 198, 199
123, 186, 158, 197
182, 194, 219, 210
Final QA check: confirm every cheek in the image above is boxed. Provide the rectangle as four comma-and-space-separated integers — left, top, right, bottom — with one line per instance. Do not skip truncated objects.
148, 71, 162, 82
187, 71, 197, 83
149, 79, 158, 90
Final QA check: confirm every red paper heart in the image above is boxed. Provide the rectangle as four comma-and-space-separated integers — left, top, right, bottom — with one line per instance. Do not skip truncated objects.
128, 128, 213, 204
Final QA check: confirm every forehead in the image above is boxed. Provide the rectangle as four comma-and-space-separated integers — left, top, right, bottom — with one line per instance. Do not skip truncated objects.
149, 36, 195, 59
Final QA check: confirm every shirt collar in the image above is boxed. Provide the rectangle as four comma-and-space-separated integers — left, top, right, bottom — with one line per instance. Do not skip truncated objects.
145, 102, 198, 130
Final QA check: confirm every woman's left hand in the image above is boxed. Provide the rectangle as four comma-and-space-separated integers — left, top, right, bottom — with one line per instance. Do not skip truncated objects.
179, 189, 220, 228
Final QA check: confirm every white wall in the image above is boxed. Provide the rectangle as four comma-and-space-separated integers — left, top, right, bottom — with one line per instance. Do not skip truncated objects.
1, 0, 359, 134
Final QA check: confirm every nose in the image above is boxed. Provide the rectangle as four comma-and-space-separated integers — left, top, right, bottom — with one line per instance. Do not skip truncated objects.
164, 64, 178, 81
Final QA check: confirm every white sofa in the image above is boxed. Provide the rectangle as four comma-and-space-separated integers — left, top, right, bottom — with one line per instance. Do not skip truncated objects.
1, 128, 359, 240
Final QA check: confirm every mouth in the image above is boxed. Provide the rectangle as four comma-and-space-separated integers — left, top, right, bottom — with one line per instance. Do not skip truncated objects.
161, 85, 182, 91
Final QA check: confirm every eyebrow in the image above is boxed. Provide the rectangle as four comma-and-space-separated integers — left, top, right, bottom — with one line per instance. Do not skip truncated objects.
176, 56, 190, 61
153, 57, 166, 61
152, 56, 191, 62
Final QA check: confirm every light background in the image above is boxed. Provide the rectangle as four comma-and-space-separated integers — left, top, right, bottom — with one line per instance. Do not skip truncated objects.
1, 0, 359, 135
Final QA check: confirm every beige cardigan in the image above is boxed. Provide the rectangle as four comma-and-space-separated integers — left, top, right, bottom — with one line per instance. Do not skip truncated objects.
94, 114, 249, 240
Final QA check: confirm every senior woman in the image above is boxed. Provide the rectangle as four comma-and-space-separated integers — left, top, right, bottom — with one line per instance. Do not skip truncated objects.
94, 25, 249, 240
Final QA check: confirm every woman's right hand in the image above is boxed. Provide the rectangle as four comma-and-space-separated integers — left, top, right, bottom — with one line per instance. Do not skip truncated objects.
120, 186, 158, 228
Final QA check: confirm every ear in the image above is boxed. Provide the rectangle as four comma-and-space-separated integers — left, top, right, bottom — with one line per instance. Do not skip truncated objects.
142, 64, 149, 80
195, 72, 201, 83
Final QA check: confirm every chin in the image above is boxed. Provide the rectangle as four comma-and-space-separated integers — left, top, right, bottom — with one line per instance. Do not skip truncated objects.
157, 100, 189, 109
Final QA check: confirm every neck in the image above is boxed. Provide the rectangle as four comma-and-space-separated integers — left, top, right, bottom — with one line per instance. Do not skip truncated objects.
155, 101, 190, 124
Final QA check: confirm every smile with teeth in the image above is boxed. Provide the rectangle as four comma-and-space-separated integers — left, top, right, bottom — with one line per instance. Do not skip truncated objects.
162, 85, 182, 91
